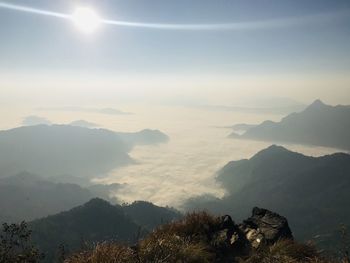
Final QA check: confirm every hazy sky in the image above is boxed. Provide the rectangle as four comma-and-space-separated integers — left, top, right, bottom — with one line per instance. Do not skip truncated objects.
0, 0, 350, 105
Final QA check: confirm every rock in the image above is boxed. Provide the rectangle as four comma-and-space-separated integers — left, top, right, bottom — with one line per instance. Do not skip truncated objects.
210, 214, 250, 261
219, 215, 235, 229
212, 215, 236, 247
240, 207, 293, 247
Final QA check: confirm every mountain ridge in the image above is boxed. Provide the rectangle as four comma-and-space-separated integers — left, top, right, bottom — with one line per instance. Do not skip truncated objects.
29, 198, 181, 263
185, 145, 350, 250
231, 100, 350, 150
0, 124, 168, 179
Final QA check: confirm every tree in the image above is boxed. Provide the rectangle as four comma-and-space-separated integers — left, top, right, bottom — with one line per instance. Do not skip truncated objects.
0, 221, 43, 263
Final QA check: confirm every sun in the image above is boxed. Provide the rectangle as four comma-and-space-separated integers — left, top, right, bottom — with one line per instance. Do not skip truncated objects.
71, 7, 101, 34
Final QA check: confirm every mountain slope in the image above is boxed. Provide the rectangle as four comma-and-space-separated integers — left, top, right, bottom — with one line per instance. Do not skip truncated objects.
116, 129, 169, 146
185, 146, 350, 248
233, 100, 350, 150
0, 125, 168, 178
122, 201, 181, 230
30, 198, 141, 262
29, 198, 181, 262
0, 172, 126, 223
0, 172, 94, 223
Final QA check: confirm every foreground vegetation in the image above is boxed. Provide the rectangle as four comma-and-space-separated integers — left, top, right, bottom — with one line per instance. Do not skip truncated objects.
65, 240, 349, 263
1, 212, 349, 263
65, 212, 349, 263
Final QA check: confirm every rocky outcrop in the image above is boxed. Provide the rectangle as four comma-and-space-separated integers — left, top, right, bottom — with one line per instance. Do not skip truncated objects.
211, 215, 249, 260
239, 207, 293, 248
64, 207, 296, 263
210, 207, 293, 260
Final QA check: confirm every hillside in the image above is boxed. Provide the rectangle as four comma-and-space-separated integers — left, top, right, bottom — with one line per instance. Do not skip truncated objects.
185, 145, 350, 249
232, 100, 350, 150
0, 125, 168, 179
0, 172, 127, 223
29, 198, 181, 262
122, 201, 181, 230
116, 129, 169, 146
30, 199, 139, 262
1, 205, 346, 262
63, 208, 334, 263
0, 172, 94, 223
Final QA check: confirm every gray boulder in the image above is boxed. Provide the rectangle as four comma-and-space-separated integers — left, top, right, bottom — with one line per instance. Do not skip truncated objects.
240, 207, 293, 248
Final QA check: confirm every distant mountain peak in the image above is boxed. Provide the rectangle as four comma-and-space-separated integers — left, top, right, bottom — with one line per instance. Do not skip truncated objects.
69, 120, 99, 128
83, 198, 112, 208
238, 99, 350, 150
307, 99, 326, 109
251, 145, 297, 161
259, 145, 289, 154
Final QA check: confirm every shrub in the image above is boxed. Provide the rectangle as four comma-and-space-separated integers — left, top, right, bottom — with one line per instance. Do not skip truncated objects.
0, 221, 43, 263
138, 230, 214, 263
154, 211, 220, 243
64, 242, 137, 263
65, 212, 219, 263
65, 212, 350, 263
242, 239, 321, 263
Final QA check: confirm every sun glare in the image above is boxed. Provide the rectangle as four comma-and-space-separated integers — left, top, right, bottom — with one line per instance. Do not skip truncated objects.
71, 7, 100, 34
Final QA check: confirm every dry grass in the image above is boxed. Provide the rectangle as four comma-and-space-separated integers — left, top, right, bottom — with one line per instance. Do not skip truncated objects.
64, 242, 137, 263
137, 212, 217, 262
64, 212, 350, 263
241, 239, 340, 263
154, 211, 220, 242
138, 231, 213, 263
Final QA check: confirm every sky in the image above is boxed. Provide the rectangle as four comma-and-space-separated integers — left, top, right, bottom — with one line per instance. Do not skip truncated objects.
0, 0, 350, 105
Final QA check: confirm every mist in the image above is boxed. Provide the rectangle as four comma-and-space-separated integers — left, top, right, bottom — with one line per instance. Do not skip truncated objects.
0, 103, 342, 208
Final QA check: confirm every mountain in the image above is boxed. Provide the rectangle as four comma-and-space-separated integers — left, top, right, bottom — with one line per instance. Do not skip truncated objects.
29, 198, 181, 262
116, 129, 169, 146
122, 201, 182, 230
0, 125, 168, 179
185, 145, 350, 249
232, 100, 350, 150
69, 119, 99, 128
30, 198, 141, 262
0, 172, 124, 223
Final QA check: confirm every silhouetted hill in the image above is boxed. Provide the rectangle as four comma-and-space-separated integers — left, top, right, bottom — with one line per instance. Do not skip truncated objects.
29, 198, 181, 262
116, 129, 169, 146
232, 100, 350, 150
122, 201, 181, 230
0, 172, 126, 223
185, 146, 350, 249
30, 198, 141, 262
0, 125, 130, 178
69, 120, 99, 128
0, 172, 94, 223
0, 125, 168, 179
